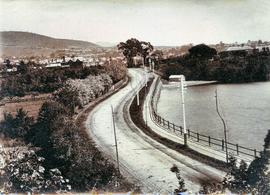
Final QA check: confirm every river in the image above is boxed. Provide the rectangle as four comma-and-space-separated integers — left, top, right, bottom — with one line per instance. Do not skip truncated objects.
156, 81, 270, 150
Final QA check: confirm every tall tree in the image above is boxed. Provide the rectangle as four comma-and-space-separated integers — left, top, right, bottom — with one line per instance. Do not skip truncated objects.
188, 44, 217, 59
0, 108, 34, 140
117, 38, 142, 67
53, 83, 81, 114
140, 41, 154, 65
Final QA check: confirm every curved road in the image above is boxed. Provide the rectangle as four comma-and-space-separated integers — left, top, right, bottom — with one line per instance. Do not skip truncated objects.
86, 68, 225, 193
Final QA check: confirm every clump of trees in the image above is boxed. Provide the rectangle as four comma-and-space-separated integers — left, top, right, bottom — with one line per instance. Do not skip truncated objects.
223, 130, 270, 194
188, 44, 217, 59
54, 73, 113, 109
160, 44, 270, 83
117, 38, 153, 67
0, 71, 131, 192
0, 66, 105, 98
104, 60, 127, 83
0, 147, 71, 193
0, 108, 34, 140
27, 100, 122, 191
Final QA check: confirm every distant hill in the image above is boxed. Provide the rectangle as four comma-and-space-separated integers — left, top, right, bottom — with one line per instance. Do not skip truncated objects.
0, 31, 100, 57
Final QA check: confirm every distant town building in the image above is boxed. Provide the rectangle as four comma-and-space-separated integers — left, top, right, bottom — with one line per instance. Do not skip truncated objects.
219, 46, 254, 57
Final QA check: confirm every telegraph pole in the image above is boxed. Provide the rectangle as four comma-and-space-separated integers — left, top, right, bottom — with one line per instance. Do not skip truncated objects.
215, 89, 229, 163
144, 83, 148, 126
111, 105, 120, 174
180, 76, 188, 146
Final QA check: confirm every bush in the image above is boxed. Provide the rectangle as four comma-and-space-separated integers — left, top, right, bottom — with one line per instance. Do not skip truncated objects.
65, 73, 113, 107
0, 147, 71, 193
0, 66, 105, 98
104, 61, 127, 82
27, 98, 122, 191
224, 130, 270, 194
53, 84, 81, 114
0, 109, 34, 140
170, 164, 187, 193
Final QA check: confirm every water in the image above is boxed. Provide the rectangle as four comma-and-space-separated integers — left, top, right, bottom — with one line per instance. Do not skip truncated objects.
157, 81, 270, 150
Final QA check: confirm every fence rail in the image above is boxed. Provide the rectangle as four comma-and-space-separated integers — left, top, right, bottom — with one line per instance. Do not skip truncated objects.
149, 77, 260, 159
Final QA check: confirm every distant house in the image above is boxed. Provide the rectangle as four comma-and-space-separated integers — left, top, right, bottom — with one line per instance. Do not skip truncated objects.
256, 45, 270, 52
219, 46, 254, 57
45, 63, 61, 68
61, 59, 83, 69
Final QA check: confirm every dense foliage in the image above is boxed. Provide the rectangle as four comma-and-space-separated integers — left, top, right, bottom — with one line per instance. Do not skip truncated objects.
160, 45, 270, 83
188, 44, 217, 59
58, 74, 113, 108
118, 38, 153, 67
223, 130, 270, 194
0, 108, 34, 140
104, 60, 127, 83
0, 147, 71, 193
0, 66, 105, 98
0, 71, 130, 192
28, 101, 121, 191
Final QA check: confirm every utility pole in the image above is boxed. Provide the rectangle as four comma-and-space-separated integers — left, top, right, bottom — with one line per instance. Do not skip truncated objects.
111, 105, 120, 174
142, 56, 145, 70
215, 89, 229, 163
137, 92, 140, 106
180, 76, 188, 146
144, 83, 148, 126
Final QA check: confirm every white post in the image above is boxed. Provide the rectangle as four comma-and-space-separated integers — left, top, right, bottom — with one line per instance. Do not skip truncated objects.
137, 92, 140, 106
145, 72, 148, 87
180, 76, 187, 146
149, 58, 151, 71
152, 61, 155, 72
142, 56, 145, 70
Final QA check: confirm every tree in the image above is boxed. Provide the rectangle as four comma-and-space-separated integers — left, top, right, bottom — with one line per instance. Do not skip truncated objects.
140, 41, 154, 65
117, 38, 142, 67
104, 60, 127, 82
17, 60, 29, 73
224, 130, 270, 194
170, 164, 187, 193
150, 49, 163, 67
30, 101, 68, 150
53, 83, 81, 114
0, 147, 70, 193
0, 109, 34, 140
247, 130, 270, 194
188, 44, 217, 59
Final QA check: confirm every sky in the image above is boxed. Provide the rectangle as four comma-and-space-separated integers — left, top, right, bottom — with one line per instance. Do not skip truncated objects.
0, 0, 270, 46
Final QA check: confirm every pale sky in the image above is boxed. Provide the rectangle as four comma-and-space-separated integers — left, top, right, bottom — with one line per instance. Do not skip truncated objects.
0, 0, 270, 46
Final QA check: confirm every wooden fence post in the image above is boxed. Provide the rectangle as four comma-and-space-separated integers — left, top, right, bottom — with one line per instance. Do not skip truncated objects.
188, 129, 190, 138
236, 144, 239, 155
222, 139, 224, 151
254, 149, 257, 158
173, 124, 175, 132
197, 133, 199, 142
168, 121, 170, 129
208, 136, 211, 146
180, 126, 183, 135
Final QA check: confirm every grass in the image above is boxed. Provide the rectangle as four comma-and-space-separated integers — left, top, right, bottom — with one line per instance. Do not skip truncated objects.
0, 99, 46, 121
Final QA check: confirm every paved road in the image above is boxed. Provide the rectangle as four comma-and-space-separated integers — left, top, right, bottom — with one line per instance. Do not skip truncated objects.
86, 68, 225, 193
